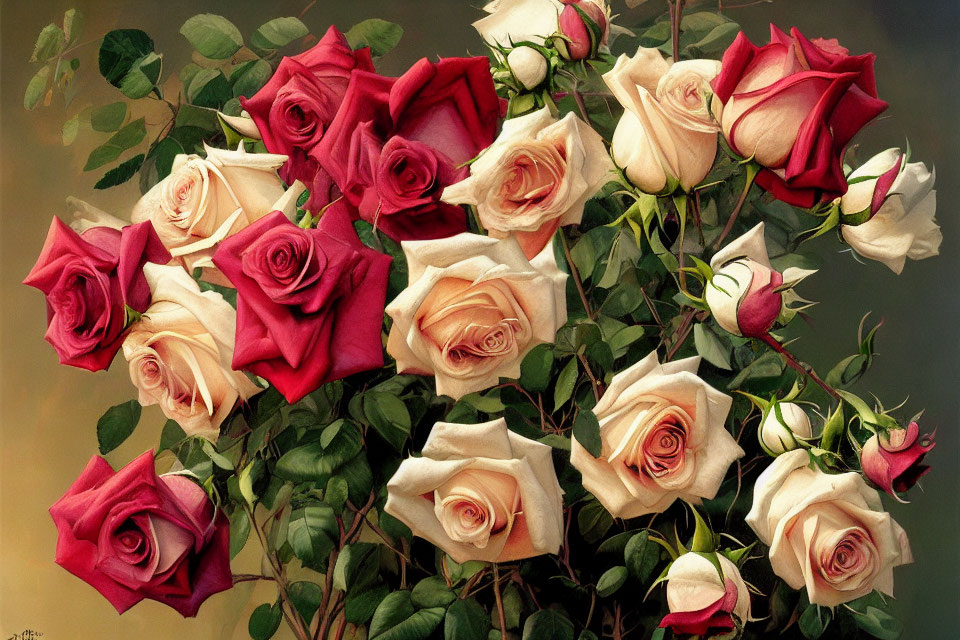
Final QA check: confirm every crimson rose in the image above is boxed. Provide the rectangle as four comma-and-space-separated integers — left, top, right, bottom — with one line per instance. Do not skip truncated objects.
23, 217, 169, 371
712, 25, 888, 207
312, 57, 500, 241
212, 203, 392, 403
49, 451, 232, 616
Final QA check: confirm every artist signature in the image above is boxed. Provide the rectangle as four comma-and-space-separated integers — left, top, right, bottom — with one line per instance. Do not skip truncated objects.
7, 631, 43, 640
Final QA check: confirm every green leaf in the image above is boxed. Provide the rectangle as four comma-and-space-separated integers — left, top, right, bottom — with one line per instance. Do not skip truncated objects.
90, 102, 127, 132
333, 542, 380, 592
287, 504, 337, 570
288, 581, 323, 626
324, 475, 349, 512
63, 9, 84, 46
522, 610, 574, 640
608, 325, 645, 358
519, 343, 554, 392
848, 604, 903, 640
32, 23, 65, 63
799, 604, 831, 640
251, 17, 309, 50
120, 52, 162, 99
62, 113, 81, 145
158, 419, 187, 451
445, 598, 491, 640
577, 499, 613, 544
624, 531, 659, 583
345, 19, 404, 57
274, 421, 362, 482
201, 440, 234, 470
231, 59, 272, 98
84, 118, 146, 171
363, 392, 411, 451
573, 410, 602, 458
595, 566, 628, 597
248, 602, 283, 640
693, 323, 732, 370
180, 14, 243, 59
411, 576, 456, 609
369, 591, 444, 640
186, 68, 231, 108
94, 153, 145, 189
501, 584, 523, 630
553, 358, 578, 412
229, 507, 251, 558
24, 65, 50, 110
99, 29, 155, 87
96, 400, 142, 454
346, 582, 389, 625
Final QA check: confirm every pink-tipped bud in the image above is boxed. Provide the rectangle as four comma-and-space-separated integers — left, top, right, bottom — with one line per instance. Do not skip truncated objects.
861, 421, 935, 499
706, 259, 784, 338
558, 1, 608, 61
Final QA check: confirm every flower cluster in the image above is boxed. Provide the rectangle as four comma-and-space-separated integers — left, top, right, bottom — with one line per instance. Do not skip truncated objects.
23, 3, 942, 639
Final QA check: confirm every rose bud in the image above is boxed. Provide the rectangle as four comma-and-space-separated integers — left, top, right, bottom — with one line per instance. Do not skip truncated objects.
705, 223, 815, 337
840, 149, 941, 274
558, 0, 608, 61
507, 46, 548, 90
659, 553, 751, 638
50, 451, 233, 616
861, 422, 935, 500
759, 401, 812, 455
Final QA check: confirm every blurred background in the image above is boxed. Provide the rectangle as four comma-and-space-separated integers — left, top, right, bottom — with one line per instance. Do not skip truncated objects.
2, 1, 958, 638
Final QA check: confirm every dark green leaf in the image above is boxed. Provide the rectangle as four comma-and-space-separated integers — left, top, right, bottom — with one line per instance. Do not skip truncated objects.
287, 581, 323, 626
96, 400, 142, 454
411, 576, 456, 609
799, 604, 831, 640
694, 323, 732, 370
522, 610, 573, 640
94, 153, 145, 189
84, 118, 146, 171
346, 582, 389, 625
577, 499, 613, 544
520, 343, 554, 392
369, 591, 445, 640
186, 68, 231, 108
98, 29, 154, 87
251, 17, 309, 50
595, 566, 628, 597
333, 542, 380, 592
248, 602, 283, 640
287, 504, 337, 570
445, 598, 490, 640
90, 102, 127, 132
363, 392, 411, 451
553, 358, 578, 412
180, 14, 243, 59
231, 59, 272, 98
120, 52, 162, 99
573, 410, 602, 458
229, 507, 251, 558
345, 19, 404, 57
158, 419, 187, 451
624, 532, 659, 584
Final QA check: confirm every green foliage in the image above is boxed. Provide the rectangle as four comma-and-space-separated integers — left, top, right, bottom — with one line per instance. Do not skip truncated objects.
99, 29, 155, 87
248, 602, 283, 640
96, 400, 141, 454
345, 19, 404, 57
83, 117, 146, 171
180, 14, 243, 59
251, 17, 309, 51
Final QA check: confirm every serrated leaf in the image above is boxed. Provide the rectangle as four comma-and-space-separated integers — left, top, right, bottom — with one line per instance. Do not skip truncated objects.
624, 531, 659, 583
369, 591, 444, 640
251, 17, 309, 50
596, 566, 628, 597
96, 400, 141, 454
573, 410, 602, 458
445, 598, 490, 640
24, 65, 51, 110
84, 117, 146, 171
287, 504, 337, 571
32, 23, 65, 63
90, 102, 127, 132
248, 602, 283, 640
180, 14, 243, 59
99, 29, 154, 87
522, 610, 573, 640
345, 19, 403, 57
94, 153, 145, 189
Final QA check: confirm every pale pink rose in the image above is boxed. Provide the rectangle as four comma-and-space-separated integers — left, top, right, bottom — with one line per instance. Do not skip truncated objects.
861, 421, 935, 500
385, 418, 564, 563
442, 108, 613, 258
660, 553, 751, 637
746, 449, 913, 607
122, 263, 260, 441
385, 234, 567, 400
570, 351, 743, 518
603, 46, 720, 193
132, 144, 304, 279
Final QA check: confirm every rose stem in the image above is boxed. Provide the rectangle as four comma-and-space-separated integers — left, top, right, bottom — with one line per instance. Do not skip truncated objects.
492, 564, 508, 635
577, 352, 604, 403
665, 308, 698, 360
711, 162, 759, 251
572, 86, 591, 125
669, 0, 687, 63
759, 334, 841, 400
333, 616, 347, 640
231, 573, 275, 584
244, 504, 312, 640
559, 231, 595, 320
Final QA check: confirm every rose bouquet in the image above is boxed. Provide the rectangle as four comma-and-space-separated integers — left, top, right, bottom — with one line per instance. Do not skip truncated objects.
22, 2, 942, 640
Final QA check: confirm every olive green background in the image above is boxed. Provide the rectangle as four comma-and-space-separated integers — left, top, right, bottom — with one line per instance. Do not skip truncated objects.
1, 1, 957, 638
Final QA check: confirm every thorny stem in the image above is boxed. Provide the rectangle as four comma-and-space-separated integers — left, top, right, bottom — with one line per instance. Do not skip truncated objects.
559, 231, 595, 320
232, 573, 275, 584
496, 382, 561, 432
760, 334, 841, 400
669, 0, 687, 63
493, 564, 508, 635
577, 352, 604, 403
712, 163, 759, 251
665, 308, 698, 360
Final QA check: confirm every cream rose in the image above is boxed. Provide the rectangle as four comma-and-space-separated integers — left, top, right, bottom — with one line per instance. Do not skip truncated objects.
507, 46, 549, 90
442, 108, 613, 258
660, 553, 751, 638
385, 418, 564, 563
122, 263, 260, 441
746, 449, 913, 607
840, 148, 941, 274
603, 46, 720, 193
759, 401, 812, 455
385, 234, 567, 400
132, 143, 304, 278
473, 0, 565, 46
570, 351, 743, 518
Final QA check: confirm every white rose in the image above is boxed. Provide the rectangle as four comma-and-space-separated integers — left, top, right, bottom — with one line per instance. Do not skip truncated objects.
746, 450, 913, 607
442, 108, 613, 258
132, 143, 304, 278
571, 351, 743, 518
661, 553, 751, 638
507, 46, 549, 90
385, 418, 564, 563
385, 234, 567, 400
122, 263, 260, 441
603, 46, 720, 193
759, 401, 812, 455
840, 148, 941, 274
473, 0, 564, 46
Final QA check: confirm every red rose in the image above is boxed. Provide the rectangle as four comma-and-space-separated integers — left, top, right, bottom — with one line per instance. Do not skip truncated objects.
240, 26, 374, 209
23, 217, 169, 371
49, 452, 232, 616
712, 25, 887, 207
312, 57, 500, 242
212, 203, 392, 403
861, 421, 935, 500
